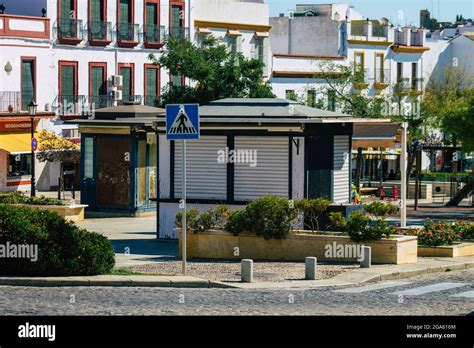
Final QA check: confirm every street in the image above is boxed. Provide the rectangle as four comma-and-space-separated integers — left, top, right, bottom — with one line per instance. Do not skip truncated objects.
1, 269, 472, 316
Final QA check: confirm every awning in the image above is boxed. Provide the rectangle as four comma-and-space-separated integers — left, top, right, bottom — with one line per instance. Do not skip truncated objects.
196, 27, 211, 35
352, 123, 400, 148
255, 31, 269, 38
0, 132, 36, 154
227, 29, 242, 36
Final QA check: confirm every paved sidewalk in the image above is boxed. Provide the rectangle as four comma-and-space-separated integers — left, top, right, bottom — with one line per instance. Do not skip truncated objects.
1, 256, 473, 289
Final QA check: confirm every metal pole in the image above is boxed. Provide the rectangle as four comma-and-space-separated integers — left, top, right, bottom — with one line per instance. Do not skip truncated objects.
30, 117, 36, 197
182, 139, 187, 275
400, 122, 407, 227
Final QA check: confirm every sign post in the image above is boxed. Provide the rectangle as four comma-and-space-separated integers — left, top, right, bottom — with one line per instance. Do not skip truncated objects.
166, 104, 200, 276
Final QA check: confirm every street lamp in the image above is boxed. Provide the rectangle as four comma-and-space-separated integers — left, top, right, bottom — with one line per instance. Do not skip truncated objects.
28, 100, 38, 197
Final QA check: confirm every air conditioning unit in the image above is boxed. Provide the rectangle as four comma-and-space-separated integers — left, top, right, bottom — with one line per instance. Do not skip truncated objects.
114, 90, 123, 101
112, 75, 123, 87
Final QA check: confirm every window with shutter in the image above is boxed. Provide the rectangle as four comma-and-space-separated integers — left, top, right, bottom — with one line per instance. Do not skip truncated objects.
119, 67, 132, 101
60, 0, 75, 38
145, 67, 158, 106
146, 3, 158, 42
174, 137, 228, 200
234, 137, 289, 201
119, 0, 132, 40
91, 65, 105, 107
90, 0, 104, 39
21, 60, 35, 111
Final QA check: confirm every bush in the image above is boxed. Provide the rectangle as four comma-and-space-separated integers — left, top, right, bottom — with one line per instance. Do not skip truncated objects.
328, 212, 347, 230
0, 192, 64, 206
174, 208, 200, 232
363, 201, 398, 219
0, 204, 115, 276
408, 221, 462, 246
224, 196, 297, 240
294, 197, 331, 232
346, 211, 396, 242
454, 221, 474, 240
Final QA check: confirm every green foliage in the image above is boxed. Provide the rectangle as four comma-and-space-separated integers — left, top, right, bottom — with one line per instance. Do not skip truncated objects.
174, 208, 200, 232
346, 211, 396, 242
224, 196, 297, 240
0, 204, 115, 276
215, 204, 230, 228
455, 221, 474, 240
404, 220, 462, 246
363, 201, 398, 219
328, 212, 347, 230
294, 198, 332, 232
148, 36, 274, 106
0, 192, 64, 206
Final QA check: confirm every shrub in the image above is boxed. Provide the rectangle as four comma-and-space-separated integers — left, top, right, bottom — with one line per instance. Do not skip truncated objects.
412, 220, 462, 246
0, 204, 115, 276
294, 197, 331, 232
215, 204, 230, 228
346, 211, 396, 242
0, 192, 64, 206
363, 201, 398, 219
454, 221, 474, 240
224, 196, 297, 240
174, 208, 200, 232
328, 212, 347, 230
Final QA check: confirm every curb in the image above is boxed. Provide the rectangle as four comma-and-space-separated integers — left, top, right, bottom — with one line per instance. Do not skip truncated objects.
0, 276, 234, 289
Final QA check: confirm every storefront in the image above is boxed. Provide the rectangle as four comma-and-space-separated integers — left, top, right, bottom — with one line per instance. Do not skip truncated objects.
0, 114, 53, 192
71, 104, 164, 215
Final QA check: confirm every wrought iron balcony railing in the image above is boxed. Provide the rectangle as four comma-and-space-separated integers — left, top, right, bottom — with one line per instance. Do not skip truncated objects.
144, 94, 160, 107
88, 20, 112, 42
117, 22, 139, 42
169, 26, 189, 39
0, 91, 21, 113
354, 68, 370, 84
374, 68, 390, 86
88, 95, 113, 110
54, 95, 86, 115
58, 18, 83, 40
119, 95, 142, 105
144, 24, 166, 45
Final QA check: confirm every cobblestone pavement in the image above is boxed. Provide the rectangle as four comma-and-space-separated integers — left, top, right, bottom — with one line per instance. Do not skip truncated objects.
125, 260, 360, 282
0, 269, 472, 316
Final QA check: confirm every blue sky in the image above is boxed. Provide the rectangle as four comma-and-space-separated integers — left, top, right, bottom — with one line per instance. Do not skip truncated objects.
268, 0, 474, 26
2, 0, 47, 17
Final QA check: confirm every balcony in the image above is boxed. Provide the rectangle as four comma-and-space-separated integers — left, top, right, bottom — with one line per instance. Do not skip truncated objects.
57, 18, 83, 45
53, 95, 86, 118
350, 21, 365, 36
411, 78, 424, 95
372, 24, 387, 38
117, 22, 139, 47
144, 24, 166, 48
394, 78, 410, 96
88, 95, 113, 110
374, 69, 390, 90
0, 14, 50, 40
0, 92, 21, 113
353, 68, 370, 90
88, 21, 112, 46
169, 26, 189, 40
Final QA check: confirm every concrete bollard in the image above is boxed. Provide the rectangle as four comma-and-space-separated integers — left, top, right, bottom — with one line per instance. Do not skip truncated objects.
360, 246, 372, 268
305, 257, 317, 280
241, 259, 253, 283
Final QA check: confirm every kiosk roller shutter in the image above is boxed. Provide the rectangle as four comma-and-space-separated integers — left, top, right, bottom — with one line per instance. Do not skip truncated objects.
174, 136, 227, 200
333, 135, 350, 203
234, 136, 289, 201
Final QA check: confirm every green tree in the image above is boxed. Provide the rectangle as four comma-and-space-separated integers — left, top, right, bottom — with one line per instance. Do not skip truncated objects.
148, 36, 274, 106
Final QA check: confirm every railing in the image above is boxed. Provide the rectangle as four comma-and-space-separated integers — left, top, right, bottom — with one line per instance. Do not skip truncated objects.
354, 68, 370, 84
117, 22, 139, 42
0, 91, 21, 113
58, 18, 83, 40
54, 95, 86, 115
372, 25, 386, 38
88, 20, 112, 42
169, 26, 189, 39
144, 95, 159, 107
144, 24, 166, 44
411, 77, 424, 92
351, 21, 365, 36
374, 69, 390, 85
88, 95, 113, 110
394, 78, 410, 94
394, 30, 404, 45
0, 14, 50, 40
119, 95, 142, 105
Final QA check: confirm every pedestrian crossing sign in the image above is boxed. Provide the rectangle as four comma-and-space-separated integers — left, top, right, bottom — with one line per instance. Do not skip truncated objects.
166, 104, 200, 140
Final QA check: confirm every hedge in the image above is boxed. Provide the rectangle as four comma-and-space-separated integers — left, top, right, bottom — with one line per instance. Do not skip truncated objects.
0, 204, 115, 276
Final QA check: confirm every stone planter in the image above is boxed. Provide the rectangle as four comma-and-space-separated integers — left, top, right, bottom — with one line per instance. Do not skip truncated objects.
16, 204, 88, 222
418, 242, 474, 258
178, 229, 418, 264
